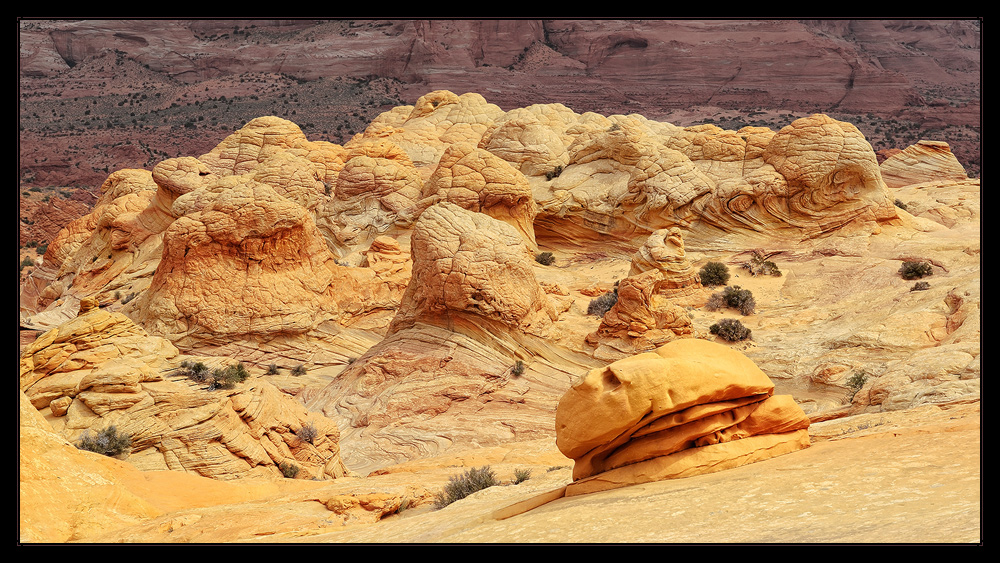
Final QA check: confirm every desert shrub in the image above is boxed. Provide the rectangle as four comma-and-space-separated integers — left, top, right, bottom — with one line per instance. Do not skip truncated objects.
545, 164, 563, 181
279, 461, 300, 479
708, 286, 756, 316
511, 360, 525, 377
434, 466, 499, 509
19, 256, 34, 271
709, 318, 752, 342
265, 363, 280, 375
180, 360, 213, 383
704, 291, 726, 311
512, 468, 532, 484
894, 199, 908, 211
724, 286, 756, 315
535, 251, 555, 266
291, 364, 307, 376
296, 422, 318, 445
899, 261, 933, 280
743, 251, 781, 277
910, 281, 931, 291
846, 370, 869, 401
212, 362, 250, 389
76, 425, 132, 458
588, 290, 618, 317
699, 262, 730, 286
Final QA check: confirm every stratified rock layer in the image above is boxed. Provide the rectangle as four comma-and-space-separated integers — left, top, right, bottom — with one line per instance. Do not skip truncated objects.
20, 298, 348, 482
880, 140, 969, 189
555, 339, 810, 493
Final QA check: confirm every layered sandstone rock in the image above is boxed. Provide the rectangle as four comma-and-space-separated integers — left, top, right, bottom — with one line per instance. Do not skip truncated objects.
126, 178, 405, 347
351, 90, 506, 170
880, 140, 969, 189
20, 298, 348, 482
388, 202, 555, 335
317, 139, 423, 255
585, 228, 705, 360
302, 203, 575, 473
555, 339, 811, 494
20, 169, 161, 325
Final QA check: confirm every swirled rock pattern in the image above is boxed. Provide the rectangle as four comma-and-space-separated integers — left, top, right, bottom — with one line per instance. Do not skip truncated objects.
880, 140, 969, 189
19, 298, 348, 482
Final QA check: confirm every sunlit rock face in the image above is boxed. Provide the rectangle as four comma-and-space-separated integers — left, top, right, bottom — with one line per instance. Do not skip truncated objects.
556, 339, 811, 493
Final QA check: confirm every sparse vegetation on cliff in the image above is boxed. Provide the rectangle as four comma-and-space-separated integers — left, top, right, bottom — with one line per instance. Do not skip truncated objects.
535, 251, 555, 265
279, 461, 300, 479
900, 261, 933, 280
588, 289, 618, 317
846, 370, 869, 402
434, 465, 499, 508
743, 251, 781, 277
208, 362, 251, 390
76, 425, 132, 458
296, 422, 318, 445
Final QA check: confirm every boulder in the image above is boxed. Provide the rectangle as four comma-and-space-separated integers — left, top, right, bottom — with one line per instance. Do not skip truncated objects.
555, 339, 811, 493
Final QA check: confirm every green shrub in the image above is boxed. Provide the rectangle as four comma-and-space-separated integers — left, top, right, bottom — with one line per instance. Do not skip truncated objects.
894, 199, 908, 211
846, 370, 869, 401
535, 251, 555, 266
434, 466, 499, 508
279, 461, 300, 479
899, 261, 932, 280
743, 251, 781, 277
19, 256, 34, 271
910, 281, 931, 291
724, 286, 756, 315
265, 363, 280, 375
209, 362, 250, 390
545, 165, 563, 181
291, 364, 307, 376
699, 262, 730, 286
511, 360, 525, 377
179, 360, 213, 383
707, 286, 756, 316
588, 290, 618, 317
710, 318, 752, 342
76, 425, 132, 458
512, 468, 532, 484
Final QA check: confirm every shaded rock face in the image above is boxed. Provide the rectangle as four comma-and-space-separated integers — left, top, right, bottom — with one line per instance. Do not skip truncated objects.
555, 339, 811, 493
19, 299, 348, 482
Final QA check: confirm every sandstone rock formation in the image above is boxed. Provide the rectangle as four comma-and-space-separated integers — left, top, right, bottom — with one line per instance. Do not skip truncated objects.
18, 90, 979, 510
20, 297, 349, 482
585, 228, 707, 360
300, 202, 583, 473
880, 140, 969, 189
554, 339, 811, 495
